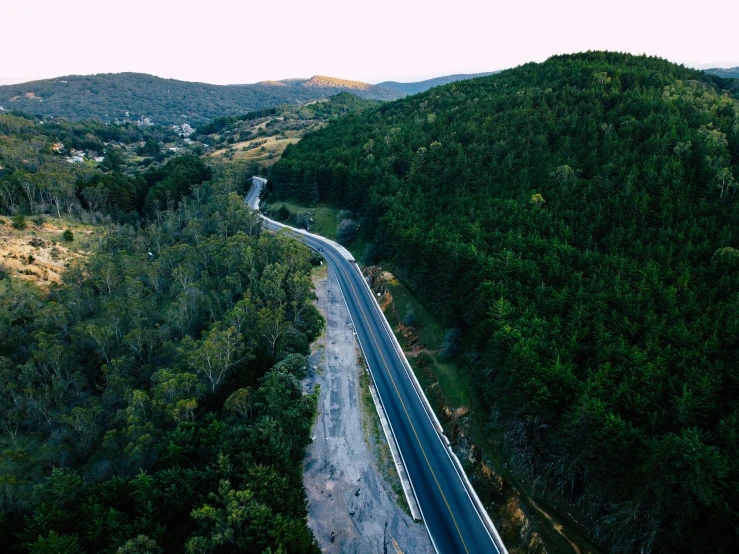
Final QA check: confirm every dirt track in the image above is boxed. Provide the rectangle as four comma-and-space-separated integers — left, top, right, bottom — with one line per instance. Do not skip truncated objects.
303, 265, 433, 554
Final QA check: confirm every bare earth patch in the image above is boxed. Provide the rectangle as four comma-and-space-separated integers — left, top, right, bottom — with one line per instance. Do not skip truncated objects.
303, 265, 433, 553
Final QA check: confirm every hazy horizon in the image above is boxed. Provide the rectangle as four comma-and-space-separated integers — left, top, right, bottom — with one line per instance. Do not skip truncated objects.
1, 58, 737, 89
2, 0, 738, 87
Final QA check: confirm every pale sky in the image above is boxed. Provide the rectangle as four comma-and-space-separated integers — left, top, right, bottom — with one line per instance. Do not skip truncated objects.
1, 0, 738, 85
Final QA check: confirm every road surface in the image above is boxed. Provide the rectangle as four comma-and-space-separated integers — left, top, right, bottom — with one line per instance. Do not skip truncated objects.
248, 177, 506, 554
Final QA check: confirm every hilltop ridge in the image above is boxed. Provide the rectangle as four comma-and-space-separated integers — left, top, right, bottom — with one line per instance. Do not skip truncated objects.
269, 51, 739, 553
0, 72, 400, 126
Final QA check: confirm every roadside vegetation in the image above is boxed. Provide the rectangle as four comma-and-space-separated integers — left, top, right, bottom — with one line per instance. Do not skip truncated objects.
1, 111, 325, 552
268, 52, 739, 552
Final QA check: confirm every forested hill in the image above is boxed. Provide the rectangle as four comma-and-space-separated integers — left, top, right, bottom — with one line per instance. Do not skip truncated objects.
377, 72, 498, 95
0, 72, 401, 126
705, 67, 739, 79
269, 52, 739, 552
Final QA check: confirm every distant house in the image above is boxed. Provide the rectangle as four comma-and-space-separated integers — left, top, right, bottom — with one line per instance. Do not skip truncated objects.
94, 156, 105, 163
52, 142, 64, 152
168, 147, 181, 153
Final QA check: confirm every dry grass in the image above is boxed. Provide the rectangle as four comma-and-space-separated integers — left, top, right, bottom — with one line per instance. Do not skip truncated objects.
0, 218, 95, 289
210, 136, 301, 166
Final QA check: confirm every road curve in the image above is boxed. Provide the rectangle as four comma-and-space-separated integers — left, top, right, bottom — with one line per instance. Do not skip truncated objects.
248, 177, 506, 554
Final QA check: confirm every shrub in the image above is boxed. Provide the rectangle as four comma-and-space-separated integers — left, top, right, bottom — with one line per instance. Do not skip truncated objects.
32, 215, 44, 226
277, 205, 291, 221
294, 212, 312, 229
62, 229, 74, 242
336, 219, 359, 245
403, 308, 417, 326
337, 209, 352, 222
439, 328, 462, 359
11, 214, 27, 230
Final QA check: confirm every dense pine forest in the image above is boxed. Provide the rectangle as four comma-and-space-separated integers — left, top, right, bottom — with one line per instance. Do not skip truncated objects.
268, 52, 739, 552
1, 114, 323, 552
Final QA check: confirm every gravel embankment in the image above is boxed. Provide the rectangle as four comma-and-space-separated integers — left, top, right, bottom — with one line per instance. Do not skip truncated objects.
303, 265, 433, 553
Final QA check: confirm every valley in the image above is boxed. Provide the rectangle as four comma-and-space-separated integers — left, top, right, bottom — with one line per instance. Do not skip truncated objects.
1, 36, 738, 554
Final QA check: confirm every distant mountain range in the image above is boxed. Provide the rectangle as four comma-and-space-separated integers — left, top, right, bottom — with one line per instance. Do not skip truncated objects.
377, 72, 498, 95
0, 72, 502, 126
704, 67, 739, 79
0, 73, 401, 126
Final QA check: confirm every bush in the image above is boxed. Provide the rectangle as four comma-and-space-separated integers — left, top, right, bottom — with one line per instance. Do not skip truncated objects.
277, 205, 291, 221
403, 308, 417, 326
62, 229, 74, 242
439, 328, 462, 359
294, 212, 312, 230
337, 209, 352, 222
361, 242, 377, 265
0, 219, 5, 225
336, 219, 359, 245
32, 215, 44, 226
11, 214, 27, 230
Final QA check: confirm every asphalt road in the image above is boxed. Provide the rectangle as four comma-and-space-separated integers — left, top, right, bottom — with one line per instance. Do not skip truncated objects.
248, 178, 505, 554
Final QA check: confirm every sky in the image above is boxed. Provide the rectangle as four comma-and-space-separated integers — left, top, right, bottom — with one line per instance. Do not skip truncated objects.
1, 0, 738, 85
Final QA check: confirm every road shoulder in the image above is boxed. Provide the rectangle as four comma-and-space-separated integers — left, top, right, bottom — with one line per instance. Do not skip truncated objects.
302, 265, 433, 553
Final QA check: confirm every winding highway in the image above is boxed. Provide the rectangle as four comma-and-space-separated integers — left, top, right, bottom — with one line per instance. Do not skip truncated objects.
247, 177, 507, 554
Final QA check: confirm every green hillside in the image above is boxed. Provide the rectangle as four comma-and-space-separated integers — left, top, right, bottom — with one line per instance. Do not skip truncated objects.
705, 67, 739, 79
269, 52, 739, 552
0, 72, 401, 126
377, 72, 498, 95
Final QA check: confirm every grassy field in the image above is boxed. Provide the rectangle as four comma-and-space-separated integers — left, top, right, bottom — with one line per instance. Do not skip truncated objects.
260, 199, 377, 262
262, 200, 341, 239
211, 136, 301, 166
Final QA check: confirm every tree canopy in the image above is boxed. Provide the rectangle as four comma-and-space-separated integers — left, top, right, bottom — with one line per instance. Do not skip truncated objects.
1, 144, 322, 552
268, 52, 739, 552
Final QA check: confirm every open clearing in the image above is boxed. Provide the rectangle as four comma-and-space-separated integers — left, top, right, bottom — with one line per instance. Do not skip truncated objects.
210, 135, 301, 166
0, 218, 95, 290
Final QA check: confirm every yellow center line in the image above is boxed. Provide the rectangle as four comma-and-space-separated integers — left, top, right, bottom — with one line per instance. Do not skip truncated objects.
330, 253, 471, 554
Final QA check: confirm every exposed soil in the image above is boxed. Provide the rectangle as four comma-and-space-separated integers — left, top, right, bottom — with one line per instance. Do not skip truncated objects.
303, 265, 433, 553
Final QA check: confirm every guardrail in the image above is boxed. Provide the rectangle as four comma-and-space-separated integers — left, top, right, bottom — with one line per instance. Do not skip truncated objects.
247, 177, 508, 554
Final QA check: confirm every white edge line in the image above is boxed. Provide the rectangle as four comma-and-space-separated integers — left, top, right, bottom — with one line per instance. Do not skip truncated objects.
248, 177, 506, 554
352, 260, 508, 554
331, 267, 441, 553
323, 264, 423, 521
